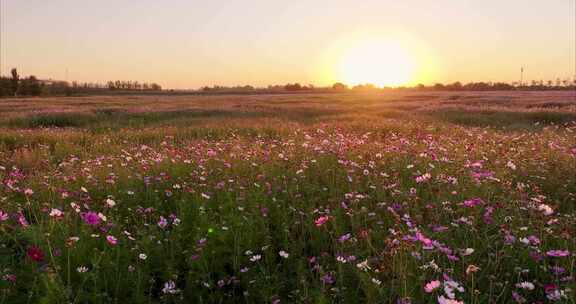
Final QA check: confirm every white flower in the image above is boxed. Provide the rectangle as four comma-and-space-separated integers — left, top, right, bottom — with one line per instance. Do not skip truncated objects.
250, 254, 261, 262
162, 280, 180, 294
139, 253, 147, 260
106, 198, 116, 207
371, 278, 381, 285
278, 250, 289, 259
49, 208, 64, 218
356, 260, 371, 272
506, 161, 517, 170
461, 248, 474, 256
515, 281, 535, 290
538, 204, 554, 216
77, 266, 88, 273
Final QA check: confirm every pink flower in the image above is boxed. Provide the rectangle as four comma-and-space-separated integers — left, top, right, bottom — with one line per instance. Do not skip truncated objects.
158, 216, 168, 229
462, 198, 484, 208
49, 208, 64, 219
17, 212, 29, 227
81, 211, 101, 226
314, 216, 330, 227
424, 280, 441, 293
106, 235, 118, 246
546, 250, 570, 257
24, 188, 34, 196
0, 210, 9, 222
415, 173, 431, 183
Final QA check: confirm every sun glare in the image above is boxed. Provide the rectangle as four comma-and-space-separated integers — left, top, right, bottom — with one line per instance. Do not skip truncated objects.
337, 39, 416, 87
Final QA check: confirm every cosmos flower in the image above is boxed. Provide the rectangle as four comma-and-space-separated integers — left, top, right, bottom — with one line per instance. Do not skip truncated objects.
466, 264, 480, 275
26, 246, 44, 262
49, 208, 64, 218
320, 273, 335, 285
538, 204, 554, 216
314, 216, 330, 227
0, 210, 9, 222
546, 250, 570, 257
424, 280, 441, 293
162, 280, 180, 294
77, 266, 89, 273
82, 211, 102, 226
106, 235, 118, 246
462, 198, 483, 208
415, 173, 431, 183
250, 254, 261, 262
17, 212, 29, 227
515, 282, 534, 290
158, 216, 168, 229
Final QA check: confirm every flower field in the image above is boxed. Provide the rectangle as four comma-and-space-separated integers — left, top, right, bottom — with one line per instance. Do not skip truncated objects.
0, 92, 574, 303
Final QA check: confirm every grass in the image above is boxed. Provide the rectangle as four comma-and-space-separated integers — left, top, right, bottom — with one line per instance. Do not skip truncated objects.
0, 91, 574, 303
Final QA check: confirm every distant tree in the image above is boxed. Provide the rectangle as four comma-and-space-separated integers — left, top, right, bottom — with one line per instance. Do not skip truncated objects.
0, 77, 11, 97
415, 83, 426, 90
446, 82, 462, 90
10, 68, 19, 96
433, 83, 445, 90
284, 83, 303, 91
332, 82, 348, 90
28, 76, 41, 96
150, 83, 162, 91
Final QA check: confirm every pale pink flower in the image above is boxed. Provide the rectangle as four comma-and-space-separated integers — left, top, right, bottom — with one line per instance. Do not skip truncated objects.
424, 280, 441, 293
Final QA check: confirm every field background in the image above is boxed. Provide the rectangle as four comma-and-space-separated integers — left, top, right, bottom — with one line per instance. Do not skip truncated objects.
0, 91, 574, 303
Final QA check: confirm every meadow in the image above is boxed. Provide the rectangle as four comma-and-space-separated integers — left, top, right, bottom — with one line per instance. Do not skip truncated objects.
0, 91, 574, 303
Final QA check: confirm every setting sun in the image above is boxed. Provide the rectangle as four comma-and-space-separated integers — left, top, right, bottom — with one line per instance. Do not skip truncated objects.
337, 39, 416, 87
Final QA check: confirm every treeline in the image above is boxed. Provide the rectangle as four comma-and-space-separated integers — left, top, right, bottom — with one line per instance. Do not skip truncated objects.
0, 69, 162, 98
0, 69, 42, 97
333, 80, 576, 92
2, 68, 574, 97
195, 80, 575, 94
106, 81, 162, 91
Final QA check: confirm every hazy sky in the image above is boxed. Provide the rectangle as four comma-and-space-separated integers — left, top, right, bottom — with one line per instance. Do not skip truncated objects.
1, 0, 574, 89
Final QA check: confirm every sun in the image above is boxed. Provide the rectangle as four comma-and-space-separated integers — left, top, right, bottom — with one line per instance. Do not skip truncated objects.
337, 39, 416, 87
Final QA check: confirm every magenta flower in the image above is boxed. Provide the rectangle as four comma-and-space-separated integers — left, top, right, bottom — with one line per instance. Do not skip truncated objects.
0, 210, 8, 222
26, 246, 44, 262
82, 211, 101, 226
546, 250, 570, 257
106, 235, 118, 246
157, 216, 168, 229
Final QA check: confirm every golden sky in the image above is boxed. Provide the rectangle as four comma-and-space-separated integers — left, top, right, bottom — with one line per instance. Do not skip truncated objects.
1, 0, 574, 89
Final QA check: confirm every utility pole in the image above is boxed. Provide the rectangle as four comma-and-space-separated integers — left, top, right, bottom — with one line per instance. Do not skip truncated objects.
519, 67, 524, 87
